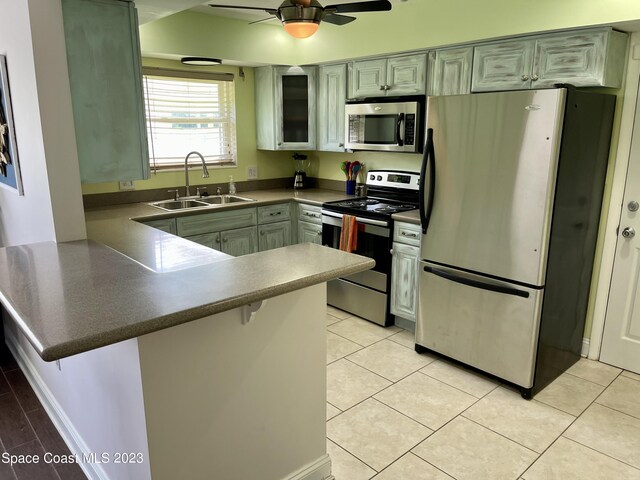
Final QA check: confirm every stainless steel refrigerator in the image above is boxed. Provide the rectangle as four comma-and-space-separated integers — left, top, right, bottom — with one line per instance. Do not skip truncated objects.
416, 87, 615, 398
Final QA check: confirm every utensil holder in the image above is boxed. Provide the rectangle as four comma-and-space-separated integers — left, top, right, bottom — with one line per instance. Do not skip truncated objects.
346, 180, 356, 195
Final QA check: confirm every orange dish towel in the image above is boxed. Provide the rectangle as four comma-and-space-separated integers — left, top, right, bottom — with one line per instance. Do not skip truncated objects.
339, 215, 358, 252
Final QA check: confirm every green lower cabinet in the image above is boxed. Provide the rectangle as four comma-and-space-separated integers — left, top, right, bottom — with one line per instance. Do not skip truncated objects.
141, 218, 176, 235
298, 220, 323, 245
220, 226, 258, 257
185, 232, 220, 250
258, 221, 292, 251
390, 242, 420, 323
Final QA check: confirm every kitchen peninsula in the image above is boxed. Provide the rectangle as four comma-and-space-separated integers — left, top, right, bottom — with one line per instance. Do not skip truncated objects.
0, 188, 374, 480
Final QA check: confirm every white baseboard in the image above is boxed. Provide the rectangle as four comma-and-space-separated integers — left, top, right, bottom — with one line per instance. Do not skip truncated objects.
284, 454, 332, 480
582, 337, 590, 357
5, 333, 108, 480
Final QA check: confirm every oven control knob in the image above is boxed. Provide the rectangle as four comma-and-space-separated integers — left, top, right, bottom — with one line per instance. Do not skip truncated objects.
376, 175, 382, 181
369, 174, 375, 181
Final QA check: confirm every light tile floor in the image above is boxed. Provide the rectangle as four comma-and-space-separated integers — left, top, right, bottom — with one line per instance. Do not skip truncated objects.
325, 307, 640, 480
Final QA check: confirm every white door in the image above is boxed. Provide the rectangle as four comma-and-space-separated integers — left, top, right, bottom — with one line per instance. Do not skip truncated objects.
600, 88, 640, 373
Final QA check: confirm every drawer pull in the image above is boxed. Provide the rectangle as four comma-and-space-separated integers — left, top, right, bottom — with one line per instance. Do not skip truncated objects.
401, 231, 418, 238
269, 211, 283, 216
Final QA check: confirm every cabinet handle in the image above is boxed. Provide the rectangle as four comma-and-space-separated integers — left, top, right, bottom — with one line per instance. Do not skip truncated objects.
304, 212, 320, 218
379, 85, 386, 91
269, 212, 282, 216
260, 231, 265, 236
317, 231, 322, 236
531, 74, 539, 81
401, 231, 418, 238
521, 74, 529, 81
390, 248, 394, 255
216, 235, 221, 242
223, 237, 228, 243
339, 143, 344, 148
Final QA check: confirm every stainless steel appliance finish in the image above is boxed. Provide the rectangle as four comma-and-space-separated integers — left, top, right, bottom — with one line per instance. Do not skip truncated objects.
421, 89, 566, 287
345, 100, 421, 153
419, 261, 543, 387
322, 170, 421, 326
416, 87, 616, 398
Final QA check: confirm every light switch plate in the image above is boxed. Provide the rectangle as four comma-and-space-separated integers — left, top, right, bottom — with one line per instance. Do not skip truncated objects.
247, 166, 258, 179
119, 180, 135, 191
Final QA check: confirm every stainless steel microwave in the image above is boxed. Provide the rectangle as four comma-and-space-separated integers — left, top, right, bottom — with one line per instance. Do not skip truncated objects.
344, 99, 422, 153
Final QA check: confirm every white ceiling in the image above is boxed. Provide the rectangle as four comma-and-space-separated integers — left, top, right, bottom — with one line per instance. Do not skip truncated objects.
135, 0, 406, 24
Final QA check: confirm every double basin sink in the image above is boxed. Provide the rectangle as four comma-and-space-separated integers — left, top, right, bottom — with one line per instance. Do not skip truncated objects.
150, 195, 256, 211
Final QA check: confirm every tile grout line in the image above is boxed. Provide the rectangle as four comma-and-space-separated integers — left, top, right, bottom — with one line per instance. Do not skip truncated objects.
559, 432, 640, 472
564, 369, 622, 388
520, 373, 627, 479
327, 437, 380, 474
592, 399, 640, 422
416, 368, 500, 400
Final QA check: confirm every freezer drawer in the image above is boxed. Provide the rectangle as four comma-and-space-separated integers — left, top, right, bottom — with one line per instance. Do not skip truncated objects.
416, 261, 543, 388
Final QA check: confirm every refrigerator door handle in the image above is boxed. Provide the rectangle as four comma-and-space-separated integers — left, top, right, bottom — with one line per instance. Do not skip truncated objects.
423, 266, 530, 299
419, 128, 436, 234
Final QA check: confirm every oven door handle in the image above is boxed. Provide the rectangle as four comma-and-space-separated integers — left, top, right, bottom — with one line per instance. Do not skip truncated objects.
321, 210, 389, 228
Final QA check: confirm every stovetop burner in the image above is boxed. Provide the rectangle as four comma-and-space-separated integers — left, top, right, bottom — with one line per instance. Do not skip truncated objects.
373, 204, 417, 214
336, 199, 380, 208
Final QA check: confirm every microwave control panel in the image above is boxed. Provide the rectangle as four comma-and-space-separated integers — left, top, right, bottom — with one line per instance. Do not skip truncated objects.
404, 114, 415, 146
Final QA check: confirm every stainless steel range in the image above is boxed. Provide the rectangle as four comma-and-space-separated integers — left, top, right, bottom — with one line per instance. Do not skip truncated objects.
322, 170, 420, 326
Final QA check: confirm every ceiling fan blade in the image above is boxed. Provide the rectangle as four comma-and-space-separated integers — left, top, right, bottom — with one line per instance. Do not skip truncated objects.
209, 4, 278, 15
249, 16, 279, 25
322, 13, 356, 25
325, 0, 391, 14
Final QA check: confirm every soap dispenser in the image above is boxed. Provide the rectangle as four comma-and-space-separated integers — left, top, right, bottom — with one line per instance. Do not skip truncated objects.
228, 176, 236, 195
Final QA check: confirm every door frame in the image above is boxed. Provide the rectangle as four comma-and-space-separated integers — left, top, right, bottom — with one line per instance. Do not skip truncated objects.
589, 36, 640, 359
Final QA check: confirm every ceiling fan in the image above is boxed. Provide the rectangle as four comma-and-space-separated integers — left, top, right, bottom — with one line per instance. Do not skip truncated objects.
208, 0, 392, 39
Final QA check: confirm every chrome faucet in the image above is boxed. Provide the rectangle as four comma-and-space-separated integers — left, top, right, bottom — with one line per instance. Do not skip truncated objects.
184, 151, 210, 197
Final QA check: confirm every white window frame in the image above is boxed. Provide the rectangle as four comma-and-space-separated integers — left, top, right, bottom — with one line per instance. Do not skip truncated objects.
142, 67, 238, 171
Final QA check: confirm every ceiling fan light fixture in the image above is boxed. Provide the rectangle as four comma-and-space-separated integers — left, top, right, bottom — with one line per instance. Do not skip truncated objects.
283, 20, 319, 38
180, 57, 222, 66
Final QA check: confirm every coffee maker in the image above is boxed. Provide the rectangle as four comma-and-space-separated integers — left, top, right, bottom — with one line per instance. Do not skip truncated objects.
293, 153, 309, 190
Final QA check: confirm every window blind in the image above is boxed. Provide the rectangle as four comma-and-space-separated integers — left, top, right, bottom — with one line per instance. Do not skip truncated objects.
142, 69, 237, 170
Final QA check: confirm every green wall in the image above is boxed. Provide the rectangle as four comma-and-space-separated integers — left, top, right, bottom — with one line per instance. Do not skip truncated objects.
81, 58, 292, 195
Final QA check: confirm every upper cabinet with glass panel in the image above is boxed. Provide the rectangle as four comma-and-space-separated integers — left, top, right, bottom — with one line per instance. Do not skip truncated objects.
255, 66, 317, 151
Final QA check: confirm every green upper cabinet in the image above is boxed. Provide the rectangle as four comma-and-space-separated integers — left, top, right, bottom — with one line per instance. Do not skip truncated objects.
472, 28, 628, 92
61, 0, 149, 183
427, 47, 474, 96
255, 65, 317, 151
348, 53, 427, 99
317, 64, 347, 152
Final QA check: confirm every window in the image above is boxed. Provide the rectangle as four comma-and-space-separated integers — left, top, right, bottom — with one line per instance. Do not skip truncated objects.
142, 67, 237, 170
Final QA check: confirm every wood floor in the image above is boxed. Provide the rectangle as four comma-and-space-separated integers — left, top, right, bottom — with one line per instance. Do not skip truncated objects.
0, 348, 86, 480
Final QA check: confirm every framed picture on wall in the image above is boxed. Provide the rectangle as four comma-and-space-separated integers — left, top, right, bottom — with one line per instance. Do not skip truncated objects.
0, 55, 23, 195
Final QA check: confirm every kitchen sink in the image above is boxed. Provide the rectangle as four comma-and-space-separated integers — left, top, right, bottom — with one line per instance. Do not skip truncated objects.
150, 199, 209, 211
197, 195, 256, 205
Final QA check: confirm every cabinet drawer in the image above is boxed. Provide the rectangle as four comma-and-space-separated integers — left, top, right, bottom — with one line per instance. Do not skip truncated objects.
297, 203, 322, 224
393, 222, 421, 246
177, 208, 257, 237
258, 203, 291, 224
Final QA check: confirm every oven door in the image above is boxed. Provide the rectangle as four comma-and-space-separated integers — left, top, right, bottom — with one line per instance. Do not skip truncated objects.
321, 211, 392, 325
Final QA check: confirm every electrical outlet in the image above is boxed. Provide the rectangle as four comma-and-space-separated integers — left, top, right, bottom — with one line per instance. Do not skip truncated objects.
247, 166, 258, 179
119, 180, 135, 191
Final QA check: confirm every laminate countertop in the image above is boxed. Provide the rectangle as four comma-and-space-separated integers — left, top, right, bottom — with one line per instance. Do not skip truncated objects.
0, 189, 374, 361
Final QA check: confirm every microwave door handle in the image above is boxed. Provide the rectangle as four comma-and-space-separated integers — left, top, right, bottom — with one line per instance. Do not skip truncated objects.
396, 113, 404, 147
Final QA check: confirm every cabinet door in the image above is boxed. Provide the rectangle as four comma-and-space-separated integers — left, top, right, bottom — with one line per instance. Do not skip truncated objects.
258, 221, 292, 251
185, 232, 221, 250
532, 31, 624, 88
348, 59, 387, 99
390, 243, 419, 321
275, 66, 317, 150
142, 218, 176, 235
429, 47, 473, 96
255, 66, 276, 150
317, 64, 347, 152
471, 40, 535, 92
298, 220, 323, 245
61, 0, 149, 183
387, 54, 427, 96
221, 226, 258, 257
